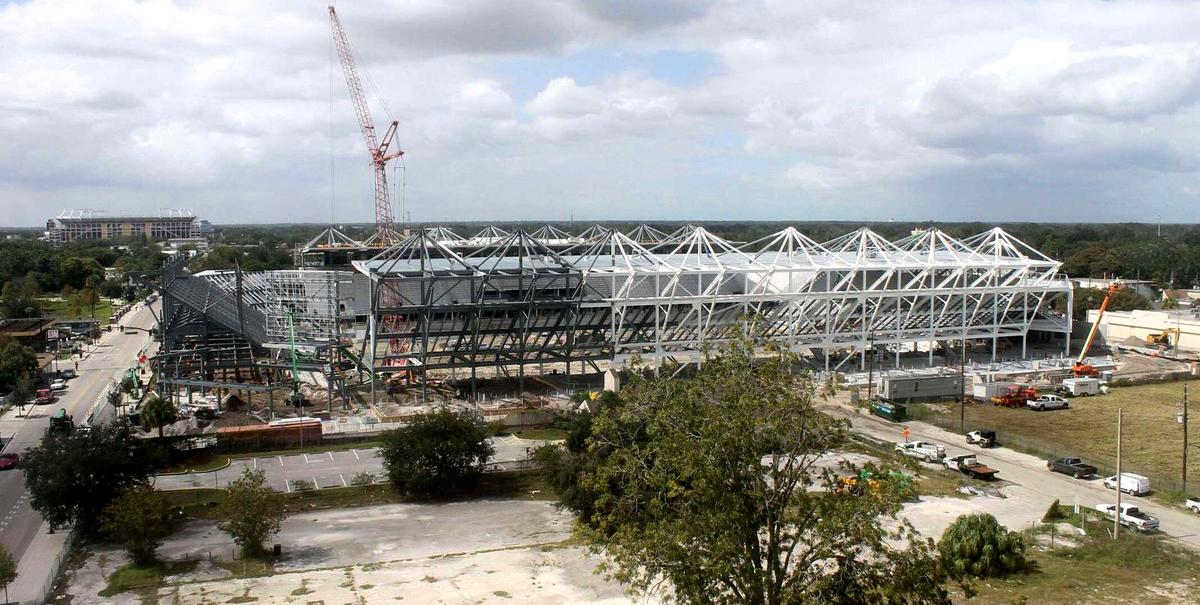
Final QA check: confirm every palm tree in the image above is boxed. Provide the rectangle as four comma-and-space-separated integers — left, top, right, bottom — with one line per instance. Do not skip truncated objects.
140, 395, 178, 438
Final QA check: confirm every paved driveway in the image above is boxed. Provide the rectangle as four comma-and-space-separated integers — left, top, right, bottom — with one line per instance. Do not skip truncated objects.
154, 435, 553, 492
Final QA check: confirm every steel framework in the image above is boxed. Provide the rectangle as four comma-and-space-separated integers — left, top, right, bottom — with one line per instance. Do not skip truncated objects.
354, 226, 1073, 394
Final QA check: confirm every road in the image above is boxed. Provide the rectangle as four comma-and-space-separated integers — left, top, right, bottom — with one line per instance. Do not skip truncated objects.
0, 300, 158, 564
154, 434, 552, 492
822, 397, 1200, 549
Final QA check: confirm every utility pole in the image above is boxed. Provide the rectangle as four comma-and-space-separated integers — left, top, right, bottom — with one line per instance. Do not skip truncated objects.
1115, 407, 1123, 539
865, 331, 875, 403
1183, 385, 1189, 495
960, 340, 967, 434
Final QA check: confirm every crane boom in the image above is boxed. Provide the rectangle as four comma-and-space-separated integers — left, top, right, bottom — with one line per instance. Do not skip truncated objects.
1073, 283, 1120, 377
329, 5, 401, 245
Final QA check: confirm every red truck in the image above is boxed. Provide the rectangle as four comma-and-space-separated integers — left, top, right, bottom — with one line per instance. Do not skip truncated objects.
35, 388, 54, 405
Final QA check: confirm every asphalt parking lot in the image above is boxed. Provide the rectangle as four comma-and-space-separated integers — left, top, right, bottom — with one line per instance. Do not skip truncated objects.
154, 435, 551, 492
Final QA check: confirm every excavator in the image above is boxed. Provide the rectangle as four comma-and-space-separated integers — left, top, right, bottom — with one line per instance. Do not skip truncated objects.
1073, 283, 1120, 378
1146, 327, 1180, 347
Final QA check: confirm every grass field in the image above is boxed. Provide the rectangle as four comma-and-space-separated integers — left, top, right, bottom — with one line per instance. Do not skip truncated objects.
912, 379, 1200, 496
960, 507, 1200, 604
41, 296, 115, 325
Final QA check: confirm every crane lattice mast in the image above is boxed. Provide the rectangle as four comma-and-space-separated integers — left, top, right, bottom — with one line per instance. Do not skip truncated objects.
329, 5, 402, 246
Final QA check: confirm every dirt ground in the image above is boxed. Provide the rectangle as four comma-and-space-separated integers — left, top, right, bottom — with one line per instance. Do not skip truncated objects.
59, 499, 655, 605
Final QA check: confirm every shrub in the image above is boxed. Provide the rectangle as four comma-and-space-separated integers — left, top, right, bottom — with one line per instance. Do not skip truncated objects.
379, 409, 494, 498
101, 486, 176, 566
350, 471, 375, 486
218, 468, 286, 557
939, 513, 1030, 580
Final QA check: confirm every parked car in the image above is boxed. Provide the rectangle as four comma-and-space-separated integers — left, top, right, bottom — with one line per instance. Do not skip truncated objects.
1095, 503, 1159, 532
49, 378, 67, 391
943, 454, 999, 480
1027, 394, 1069, 411
35, 389, 54, 404
1047, 457, 1098, 479
0, 453, 18, 470
895, 441, 946, 462
1104, 473, 1151, 496
1186, 496, 1200, 514
965, 429, 996, 447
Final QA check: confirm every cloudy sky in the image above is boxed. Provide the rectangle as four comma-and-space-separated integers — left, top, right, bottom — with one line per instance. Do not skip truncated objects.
2, 0, 1200, 226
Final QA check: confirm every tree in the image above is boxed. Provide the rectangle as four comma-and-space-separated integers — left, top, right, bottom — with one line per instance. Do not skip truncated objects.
0, 544, 15, 605
218, 468, 286, 557
101, 486, 176, 566
1071, 287, 1151, 321
21, 424, 154, 535
579, 339, 949, 605
107, 382, 124, 418
1, 280, 41, 318
0, 339, 38, 393
379, 409, 495, 498
79, 282, 100, 318
938, 513, 1029, 580
139, 395, 177, 438
8, 372, 33, 416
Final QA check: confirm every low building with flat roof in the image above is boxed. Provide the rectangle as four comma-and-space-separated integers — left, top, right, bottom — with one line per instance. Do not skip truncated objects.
0, 317, 57, 351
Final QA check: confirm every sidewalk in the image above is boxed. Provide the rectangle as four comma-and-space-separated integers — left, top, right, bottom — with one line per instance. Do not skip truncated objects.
7, 522, 72, 605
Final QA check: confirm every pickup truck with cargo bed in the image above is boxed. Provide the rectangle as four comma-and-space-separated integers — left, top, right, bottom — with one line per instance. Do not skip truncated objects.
1095, 503, 1159, 532
894, 441, 946, 462
943, 454, 999, 480
1047, 457, 1097, 479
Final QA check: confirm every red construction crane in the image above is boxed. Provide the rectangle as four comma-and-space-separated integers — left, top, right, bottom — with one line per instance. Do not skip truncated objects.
329, 5, 401, 246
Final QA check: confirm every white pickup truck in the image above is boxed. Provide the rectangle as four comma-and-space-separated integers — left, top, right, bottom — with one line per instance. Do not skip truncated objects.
1186, 496, 1200, 514
1095, 503, 1159, 532
894, 441, 946, 463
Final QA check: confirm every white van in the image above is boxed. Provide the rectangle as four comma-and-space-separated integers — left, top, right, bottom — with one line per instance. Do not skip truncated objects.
1104, 473, 1151, 496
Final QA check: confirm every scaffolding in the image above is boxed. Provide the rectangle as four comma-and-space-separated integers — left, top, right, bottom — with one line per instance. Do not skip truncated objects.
353, 225, 1073, 398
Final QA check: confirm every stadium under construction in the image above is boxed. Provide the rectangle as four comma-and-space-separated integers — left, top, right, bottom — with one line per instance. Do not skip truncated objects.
145, 224, 1074, 422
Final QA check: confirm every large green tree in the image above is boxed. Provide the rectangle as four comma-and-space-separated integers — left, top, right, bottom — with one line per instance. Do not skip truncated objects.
0, 339, 38, 393
101, 486, 177, 566
379, 409, 495, 498
218, 468, 286, 557
579, 340, 949, 605
21, 424, 155, 535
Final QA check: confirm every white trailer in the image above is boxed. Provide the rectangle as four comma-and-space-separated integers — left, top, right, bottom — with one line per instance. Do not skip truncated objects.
1060, 377, 1100, 397
972, 381, 1016, 402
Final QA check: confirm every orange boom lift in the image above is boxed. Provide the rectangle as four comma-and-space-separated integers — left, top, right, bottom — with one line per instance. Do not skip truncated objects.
1073, 283, 1120, 378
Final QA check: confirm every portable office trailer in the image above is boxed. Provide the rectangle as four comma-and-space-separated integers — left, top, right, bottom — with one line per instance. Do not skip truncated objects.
879, 373, 965, 402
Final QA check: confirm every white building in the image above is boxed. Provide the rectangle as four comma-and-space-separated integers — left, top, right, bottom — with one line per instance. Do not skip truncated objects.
1089, 308, 1200, 352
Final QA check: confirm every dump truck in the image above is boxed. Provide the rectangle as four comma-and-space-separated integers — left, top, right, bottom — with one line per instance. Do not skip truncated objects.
943, 454, 999, 480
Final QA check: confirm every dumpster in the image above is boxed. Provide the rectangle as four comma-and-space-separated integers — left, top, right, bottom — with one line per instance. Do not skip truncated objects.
869, 399, 908, 422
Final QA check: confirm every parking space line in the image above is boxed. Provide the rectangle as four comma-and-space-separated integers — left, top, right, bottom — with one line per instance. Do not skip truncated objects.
352, 449, 360, 460
312, 475, 319, 489
328, 451, 334, 462
278, 455, 285, 466
303, 453, 310, 464
340, 474, 348, 487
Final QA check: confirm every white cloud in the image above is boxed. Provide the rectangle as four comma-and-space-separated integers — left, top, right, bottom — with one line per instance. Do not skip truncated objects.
2, 0, 1200, 225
